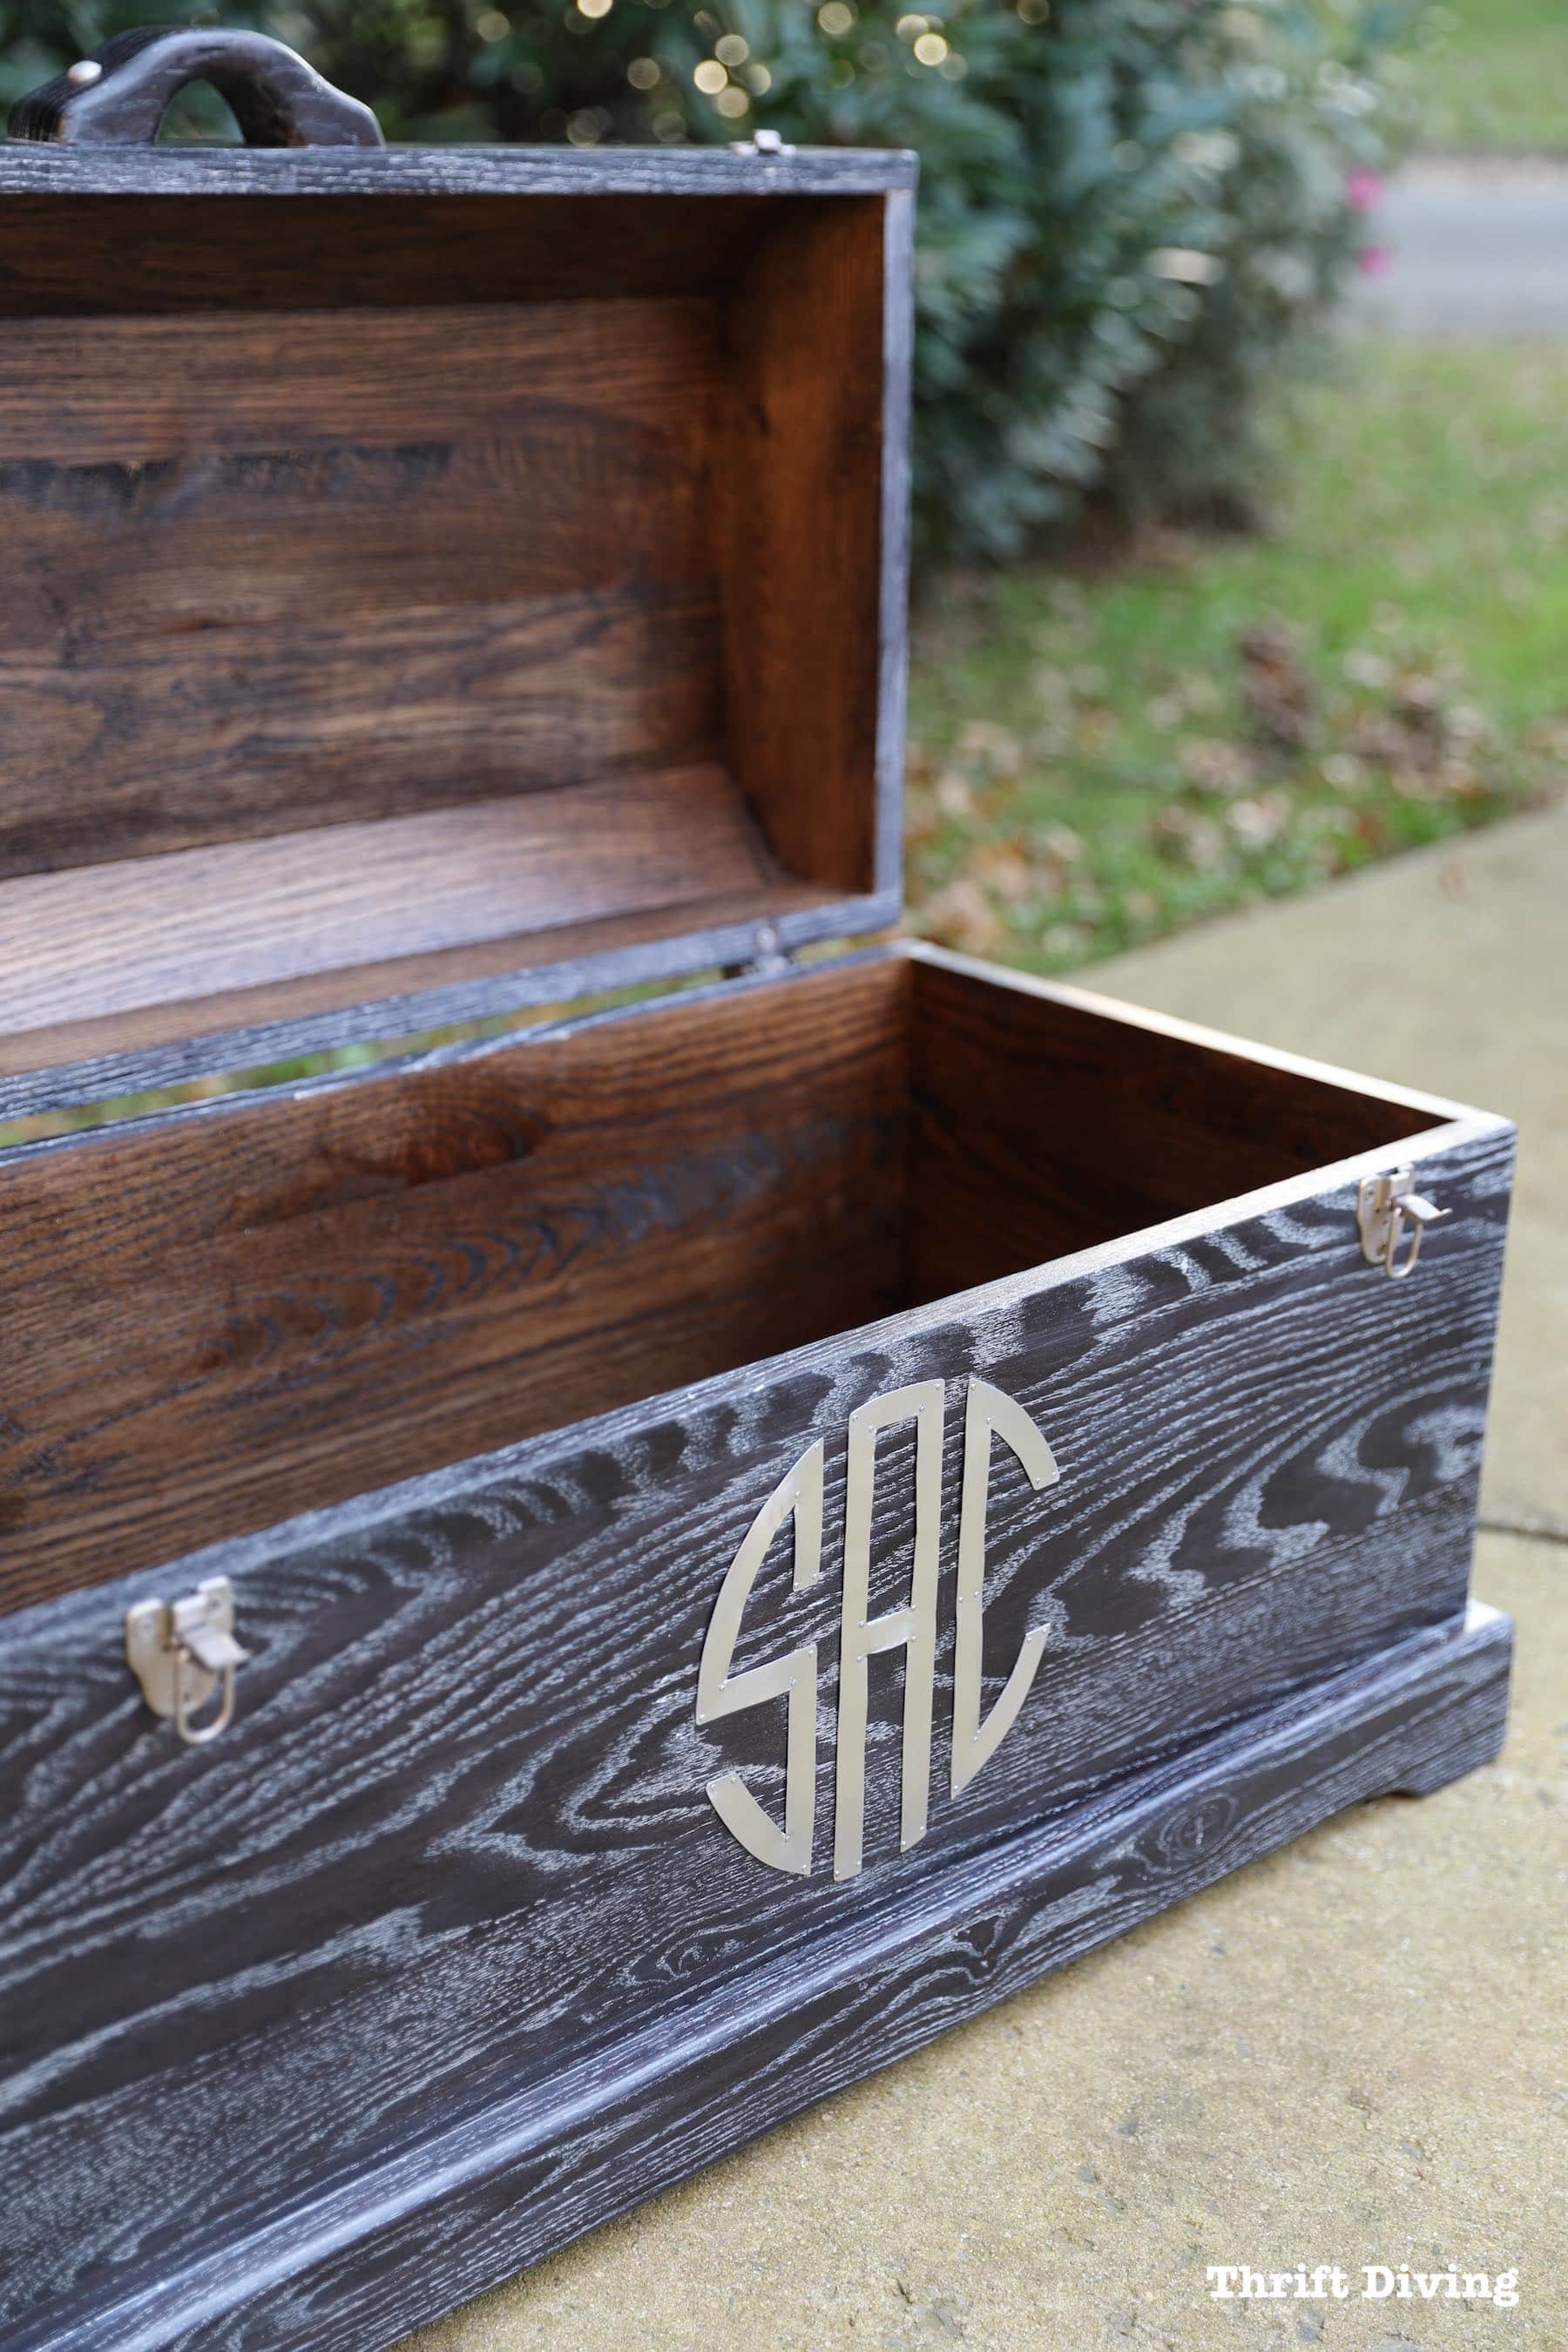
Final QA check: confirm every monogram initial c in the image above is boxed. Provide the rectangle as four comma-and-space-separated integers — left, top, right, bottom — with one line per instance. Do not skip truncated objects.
695, 1377, 1060, 1879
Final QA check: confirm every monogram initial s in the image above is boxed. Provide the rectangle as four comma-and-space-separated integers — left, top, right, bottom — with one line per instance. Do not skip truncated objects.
695, 1378, 1060, 1880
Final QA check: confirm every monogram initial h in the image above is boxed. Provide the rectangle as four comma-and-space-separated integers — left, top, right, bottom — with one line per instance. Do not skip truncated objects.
695, 1378, 1059, 1880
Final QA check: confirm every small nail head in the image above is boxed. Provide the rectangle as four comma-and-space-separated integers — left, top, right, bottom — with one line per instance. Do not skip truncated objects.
67, 58, 104, 87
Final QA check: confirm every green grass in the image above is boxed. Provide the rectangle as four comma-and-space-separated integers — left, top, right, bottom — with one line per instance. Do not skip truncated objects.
906, 339, 1566, 974
1413, 0, 1568, 150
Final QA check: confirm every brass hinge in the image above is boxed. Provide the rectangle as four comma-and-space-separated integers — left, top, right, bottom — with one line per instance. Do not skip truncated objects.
1356, 1166, 1450, 1281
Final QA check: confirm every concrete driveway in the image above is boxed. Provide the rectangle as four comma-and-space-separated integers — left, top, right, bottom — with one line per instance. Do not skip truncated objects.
1354, 159, 1568, 338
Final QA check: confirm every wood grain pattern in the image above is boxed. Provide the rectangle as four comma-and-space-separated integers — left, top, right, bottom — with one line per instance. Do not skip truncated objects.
0, 766, 774, 1039
875, 187, 916, 901
0, 886, 892, 1119
0, 1026, 1511, 2346
0, 300, 723, 877
0, 952, 1498, 1615
0, 1593, 1511, 2352
906, 951, 1447, 1294
714, 198, 889, 896
0, 193, 792, 317
0, 145, 919, 203
0, 956, 912, 1613
159, 1605, 1510, 2352
1, 176, 911, 1107
0, 299, 718, 465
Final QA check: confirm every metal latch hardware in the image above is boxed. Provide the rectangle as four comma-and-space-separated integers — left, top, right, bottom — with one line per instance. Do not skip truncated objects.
1356, 1166, 1450, 1281
722, 920, 795, 981
125, 1578, 249, 1746
728, 127, 796, 158
743, 920, 792, 977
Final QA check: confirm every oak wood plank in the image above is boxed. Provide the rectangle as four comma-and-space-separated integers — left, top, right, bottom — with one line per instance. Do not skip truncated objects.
0, 765, 772, 1039
714, 200, 888, 898
0, 301, 723, 878
0, 193, 789, 316
0, 148, 918, 201
0, 299, 721, 465
0, 882, 865, 1110
0, 1357, 1509, 2348
147, 1606, 1506, 2352
907, 950, 1450, 1292
0, 957, 911, 1612
0, 587, 722, 881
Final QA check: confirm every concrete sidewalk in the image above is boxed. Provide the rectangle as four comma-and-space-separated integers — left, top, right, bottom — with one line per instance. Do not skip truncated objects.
404, 812, 1567, 2352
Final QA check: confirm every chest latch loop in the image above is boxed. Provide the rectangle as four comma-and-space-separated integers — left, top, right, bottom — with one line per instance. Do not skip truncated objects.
1356, 1166, 1450, 1281
125, 1578, 250, 1746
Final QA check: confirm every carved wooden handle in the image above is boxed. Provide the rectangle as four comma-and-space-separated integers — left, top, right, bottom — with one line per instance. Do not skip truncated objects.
7, 24, 384, 148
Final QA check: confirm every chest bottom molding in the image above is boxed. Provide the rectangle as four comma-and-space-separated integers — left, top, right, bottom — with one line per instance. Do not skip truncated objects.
17, 1598, 1508, 2352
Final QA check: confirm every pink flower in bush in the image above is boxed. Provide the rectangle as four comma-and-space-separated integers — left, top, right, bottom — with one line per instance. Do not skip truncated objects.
1346, 167, 1383, 213
1357, 241, 1390, 276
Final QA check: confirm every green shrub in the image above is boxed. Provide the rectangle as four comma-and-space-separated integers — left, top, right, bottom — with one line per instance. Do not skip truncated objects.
1, 0, 1423, 558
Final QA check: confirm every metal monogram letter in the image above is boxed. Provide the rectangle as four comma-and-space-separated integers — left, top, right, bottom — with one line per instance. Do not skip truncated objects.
695, 1441, 824, 1875
950, 1377, 1060, 1795
834, 1379, 945, 1882
697, 1378, 1060, 1880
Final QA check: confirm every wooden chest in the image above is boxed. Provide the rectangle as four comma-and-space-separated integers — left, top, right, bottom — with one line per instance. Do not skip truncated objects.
0, 32, 1514, 2352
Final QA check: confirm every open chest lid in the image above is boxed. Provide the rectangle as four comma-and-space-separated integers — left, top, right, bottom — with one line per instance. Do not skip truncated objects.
0, 30, 916, 1119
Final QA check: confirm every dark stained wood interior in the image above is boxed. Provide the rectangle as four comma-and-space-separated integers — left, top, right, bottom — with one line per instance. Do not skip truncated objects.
0, 876, 846, 1090
0, 295, 726, 876
0, 192, 792, 317
1, 766, 776, 1042
903, 955, 1440, 1301
715, 196, 888, 896
0, 951, 1445, 1619
0, 189, 892, 1072
0, 958, 913, 1619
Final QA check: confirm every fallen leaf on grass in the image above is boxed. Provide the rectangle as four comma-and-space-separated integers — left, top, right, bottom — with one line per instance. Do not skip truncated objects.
1226, 791, 1290, 847
1150, 806, 1228, 869
1238, 619, 1315, 754
967, 841, 1037, 903
1179, 736, 1255, 794
955, 720, 1025, 777
1031, 821, 1085, 866
914, 876, 1004, 956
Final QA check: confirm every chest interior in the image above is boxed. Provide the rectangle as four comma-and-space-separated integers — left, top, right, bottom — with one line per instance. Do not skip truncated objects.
0, 950, 1439, 1619
0, 187, 889, 1092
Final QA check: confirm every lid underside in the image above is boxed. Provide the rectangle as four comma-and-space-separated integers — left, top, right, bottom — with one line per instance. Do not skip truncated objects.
0, 160, 911, 1114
